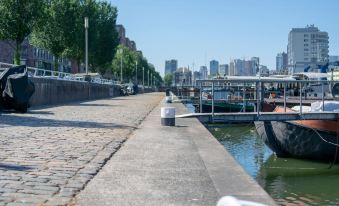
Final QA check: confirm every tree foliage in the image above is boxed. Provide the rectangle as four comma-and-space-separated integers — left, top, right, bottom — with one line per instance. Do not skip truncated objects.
32, 0, 119, 73
31, 0, 80, 70
164, 74, 173, 86
0, 0, 159, 84
111, 45, 162, 85
0, 0, 45, 64
89, 1, 119, 73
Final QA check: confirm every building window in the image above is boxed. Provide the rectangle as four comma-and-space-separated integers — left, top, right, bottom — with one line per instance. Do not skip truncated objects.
304, 58, 309, 61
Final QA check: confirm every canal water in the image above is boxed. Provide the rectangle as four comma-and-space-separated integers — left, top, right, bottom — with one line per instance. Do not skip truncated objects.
207, 124, 339, 206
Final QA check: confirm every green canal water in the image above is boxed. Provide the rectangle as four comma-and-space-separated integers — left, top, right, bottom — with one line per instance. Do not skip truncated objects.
207, 124, 339, 206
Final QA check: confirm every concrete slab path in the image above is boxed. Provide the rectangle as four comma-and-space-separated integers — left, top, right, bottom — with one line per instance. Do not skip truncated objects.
76, 99, 276, 206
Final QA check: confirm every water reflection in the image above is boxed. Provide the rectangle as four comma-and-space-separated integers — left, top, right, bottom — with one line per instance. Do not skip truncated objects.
207, 124, 339, 206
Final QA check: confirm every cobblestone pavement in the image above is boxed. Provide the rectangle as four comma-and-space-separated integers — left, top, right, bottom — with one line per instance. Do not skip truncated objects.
0, 93, 163, 206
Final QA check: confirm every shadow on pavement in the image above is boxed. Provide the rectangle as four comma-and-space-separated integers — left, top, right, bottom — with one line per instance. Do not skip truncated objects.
0, 163, 35, 171
110, 98, 136, 101
27, 110, 55, 115
78, 103, 120, 107
1, 110, 55, 115
0, 115, 136, 129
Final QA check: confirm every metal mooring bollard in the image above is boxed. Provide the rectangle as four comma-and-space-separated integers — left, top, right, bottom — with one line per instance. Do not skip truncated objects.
161, 107, 175, 126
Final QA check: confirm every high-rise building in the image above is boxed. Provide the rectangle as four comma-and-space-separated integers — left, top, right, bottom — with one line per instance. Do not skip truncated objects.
219, 64, 229, 76
199, 66, 208, 79
210, 60, 219, 76
287, 25, 329, 73
251, 57, 260, 75
229, 61, 235, 76
164, 59, 178, 75
233, 59, 244, 76
276, 52, 288, 73
229, 58, 257, 76
251, 57, 259, 67
193, 71, 201, 85
242, 60, 258, 76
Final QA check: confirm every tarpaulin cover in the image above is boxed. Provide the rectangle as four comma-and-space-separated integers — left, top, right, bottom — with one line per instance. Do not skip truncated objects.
0, 65, 35, 112
0, 65, 25, 93
311, 101, 339, 112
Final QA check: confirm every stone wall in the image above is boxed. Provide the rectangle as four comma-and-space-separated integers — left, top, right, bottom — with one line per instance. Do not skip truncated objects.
29, 78, 121, 107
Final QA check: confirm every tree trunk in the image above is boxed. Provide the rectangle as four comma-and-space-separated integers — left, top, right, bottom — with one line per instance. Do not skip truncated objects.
54, 56, 59, 72
14, 41, 21, 65
76, 59, 80, 73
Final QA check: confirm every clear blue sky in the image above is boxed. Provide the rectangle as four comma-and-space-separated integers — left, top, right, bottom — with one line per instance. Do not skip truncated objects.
110, 0, 339, 76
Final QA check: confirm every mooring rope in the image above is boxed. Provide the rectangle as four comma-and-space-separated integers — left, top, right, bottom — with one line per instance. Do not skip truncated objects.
328, 120, 339, 168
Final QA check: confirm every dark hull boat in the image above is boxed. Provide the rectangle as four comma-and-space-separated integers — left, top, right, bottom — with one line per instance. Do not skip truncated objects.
255, 106, 339, 161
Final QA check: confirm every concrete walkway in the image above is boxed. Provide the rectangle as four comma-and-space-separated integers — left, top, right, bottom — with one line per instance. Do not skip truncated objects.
76, 99, 276, 206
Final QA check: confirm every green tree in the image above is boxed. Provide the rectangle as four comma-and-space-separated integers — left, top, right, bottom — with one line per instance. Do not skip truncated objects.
68, 0, 119, 74
63, 0, 89, 70
111, 45, 164, 85
89, 1, 119, 74
164, 74, 173, 86
0, 0, 45, 65
31, 0, 80, 70
112, 45, 140, 82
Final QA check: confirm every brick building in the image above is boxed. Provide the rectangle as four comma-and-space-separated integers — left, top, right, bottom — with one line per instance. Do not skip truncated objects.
115, 24, 137, 51
0, 38, 73, 73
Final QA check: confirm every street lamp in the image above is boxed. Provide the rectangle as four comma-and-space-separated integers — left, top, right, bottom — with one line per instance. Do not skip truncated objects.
142, 67, 145, 88
84, 17, 89, 75
148, 70, 150, 87
118, 48, 123, 83
135, 61, 138, 84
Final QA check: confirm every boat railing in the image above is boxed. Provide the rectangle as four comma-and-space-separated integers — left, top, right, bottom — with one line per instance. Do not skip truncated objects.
196, 79, 339, 120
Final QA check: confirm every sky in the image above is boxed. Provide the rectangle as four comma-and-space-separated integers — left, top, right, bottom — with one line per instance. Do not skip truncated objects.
110, 0, 339, 76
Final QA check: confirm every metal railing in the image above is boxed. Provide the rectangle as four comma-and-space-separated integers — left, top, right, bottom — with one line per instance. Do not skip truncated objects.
0, 62, 120, 85
196, 78, 339, 120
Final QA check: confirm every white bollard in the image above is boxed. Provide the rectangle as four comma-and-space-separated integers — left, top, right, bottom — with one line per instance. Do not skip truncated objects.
165, 96, 172, 103
217, 196, 241, 206
161, 107, 175, 126
217, 196, 267, 206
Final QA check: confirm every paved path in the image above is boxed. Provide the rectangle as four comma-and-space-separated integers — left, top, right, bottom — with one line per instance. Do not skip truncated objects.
76, 99, 276, 206
0, 93, 163, 206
